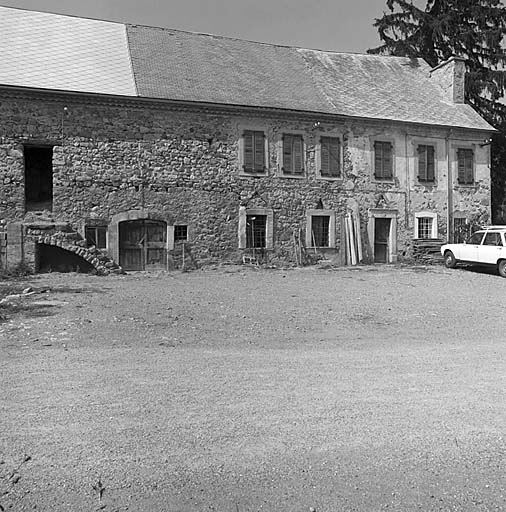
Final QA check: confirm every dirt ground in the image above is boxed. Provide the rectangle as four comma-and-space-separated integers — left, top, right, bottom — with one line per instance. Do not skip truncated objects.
2, 263, 506, 512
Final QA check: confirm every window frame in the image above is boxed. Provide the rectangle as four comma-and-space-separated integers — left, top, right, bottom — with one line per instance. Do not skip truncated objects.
372, 139, 394, 181
417, 144, 436, 183
456, 147, 475, 185
238, 207, 274, 249
414, 212, 438, 239
239, 128, 268, 176
305, 209, 336, 248
315, 134, 342, 180
280, 133, 305, 177
85, 225, 107, 249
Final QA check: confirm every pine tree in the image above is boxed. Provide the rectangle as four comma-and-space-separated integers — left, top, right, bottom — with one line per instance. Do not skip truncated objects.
369, 0, 506, 221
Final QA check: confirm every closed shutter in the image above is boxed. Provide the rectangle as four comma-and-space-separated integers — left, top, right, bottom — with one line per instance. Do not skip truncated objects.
427, 145, 435, 181
253, 132, 265, 172
457, 148, 473, 184
244, 131, 254, 171
321, 137, 340, 177
283, 134, 304, 174
243, 131, 265, 173
418, 145, 435, 182
282, 135, 292, 174
293, 135, 303, 174
375, 141, 393, 179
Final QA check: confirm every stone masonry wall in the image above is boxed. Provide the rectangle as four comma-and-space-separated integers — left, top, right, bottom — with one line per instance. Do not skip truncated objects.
0, 90, 491, 269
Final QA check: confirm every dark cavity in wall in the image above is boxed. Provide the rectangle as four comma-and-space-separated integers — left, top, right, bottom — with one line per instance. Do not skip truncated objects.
24, 145, 53, 212
36, 243, 94, 273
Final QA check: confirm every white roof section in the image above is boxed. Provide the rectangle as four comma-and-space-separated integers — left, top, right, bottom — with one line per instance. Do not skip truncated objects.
0, 6, 137, 96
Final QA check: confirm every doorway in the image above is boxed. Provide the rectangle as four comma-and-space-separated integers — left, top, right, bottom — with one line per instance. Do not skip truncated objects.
374, 218, 391, 263
119, 219, 167, 270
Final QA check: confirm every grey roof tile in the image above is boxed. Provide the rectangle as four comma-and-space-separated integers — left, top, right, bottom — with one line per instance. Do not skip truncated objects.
0, 6, 494, 132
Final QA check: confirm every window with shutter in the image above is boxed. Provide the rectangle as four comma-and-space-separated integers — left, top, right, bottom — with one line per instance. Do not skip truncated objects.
457, 148, 474, 184
374, 141, 393, 179
418, 145, 435, 182
243, 130, 265, 173
320, 137, 341, 177
282, 134, 304, 175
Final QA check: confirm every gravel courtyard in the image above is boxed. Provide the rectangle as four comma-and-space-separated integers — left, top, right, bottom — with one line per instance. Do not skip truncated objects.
1, 264, 506, 511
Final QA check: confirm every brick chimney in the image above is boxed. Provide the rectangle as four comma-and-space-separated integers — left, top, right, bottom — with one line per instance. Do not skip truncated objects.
430, 56, 466, 104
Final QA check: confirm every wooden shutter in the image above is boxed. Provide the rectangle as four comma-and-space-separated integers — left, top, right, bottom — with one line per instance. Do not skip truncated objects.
321, 138, 330, 176
375, 141, 393, 179
418, 145, 426, 181
418, 145, 435, 182
293, 135, 303, 174
283, 135, 293, 174
458, 148, 473, 184
253, 131, 265, 172
427, 145, 435, 181
321, 137, 340, 177
243, 131, 254, 172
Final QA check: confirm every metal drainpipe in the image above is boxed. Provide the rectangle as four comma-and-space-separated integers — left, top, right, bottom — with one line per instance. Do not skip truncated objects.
405, 132, 410, 229
446, 130, 453, 243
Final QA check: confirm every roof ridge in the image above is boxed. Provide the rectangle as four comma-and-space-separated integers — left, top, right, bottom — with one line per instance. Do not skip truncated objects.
0, 4, 422, 57
0, 4, 125, 26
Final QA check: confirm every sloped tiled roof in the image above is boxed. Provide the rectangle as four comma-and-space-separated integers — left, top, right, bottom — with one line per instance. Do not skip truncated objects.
0, 6, 136, 96
0, 6, 494, 132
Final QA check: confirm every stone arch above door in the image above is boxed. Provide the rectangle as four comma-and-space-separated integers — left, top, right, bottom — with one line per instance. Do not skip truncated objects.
109, 210, 172, 269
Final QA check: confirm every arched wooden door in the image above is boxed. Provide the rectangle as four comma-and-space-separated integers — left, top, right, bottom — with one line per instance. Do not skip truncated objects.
119, 219, 167, 270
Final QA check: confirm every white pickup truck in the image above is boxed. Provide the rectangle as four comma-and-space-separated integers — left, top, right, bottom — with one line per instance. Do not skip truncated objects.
441, 226, 506, 277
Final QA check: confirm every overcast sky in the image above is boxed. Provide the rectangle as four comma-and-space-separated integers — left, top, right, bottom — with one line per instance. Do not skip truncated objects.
0, 0, 405, 53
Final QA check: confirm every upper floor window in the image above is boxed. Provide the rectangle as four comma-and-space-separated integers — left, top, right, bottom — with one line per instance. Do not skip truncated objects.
457, 148, 474, 185
320, 137, 341, 178
418, 144, 435, 182
374, 141, 393, 180
242, 130, 266, 174
282, 134, 304, 175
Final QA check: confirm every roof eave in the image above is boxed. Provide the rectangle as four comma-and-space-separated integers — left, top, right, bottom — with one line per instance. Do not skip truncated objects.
0, 84, 497, 134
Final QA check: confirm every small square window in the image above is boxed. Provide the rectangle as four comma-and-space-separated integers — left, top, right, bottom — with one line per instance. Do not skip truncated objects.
85, 226, 107, 249
174, 225, 188, 242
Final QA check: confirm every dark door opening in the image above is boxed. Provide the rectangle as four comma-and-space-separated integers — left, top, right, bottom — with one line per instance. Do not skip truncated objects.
374, 218, 391, 263
24, 146, 53, 212
119, 219, 167, 270
36, 244, 94, 273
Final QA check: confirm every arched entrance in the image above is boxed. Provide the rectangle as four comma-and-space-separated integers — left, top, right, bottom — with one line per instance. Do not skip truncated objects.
119, 219, 167, 270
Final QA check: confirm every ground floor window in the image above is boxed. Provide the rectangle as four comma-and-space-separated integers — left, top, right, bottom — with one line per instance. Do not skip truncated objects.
85, 225, 107, 249
305, 210, 336, 248
453, 217, 468, 243
414, 212, 437, 239
238, 207, 274, 250
246, 215, 267, 248
174, 225, 188, 242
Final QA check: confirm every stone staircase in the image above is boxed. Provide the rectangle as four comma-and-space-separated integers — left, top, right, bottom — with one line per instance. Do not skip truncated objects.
23, 215, 123, 275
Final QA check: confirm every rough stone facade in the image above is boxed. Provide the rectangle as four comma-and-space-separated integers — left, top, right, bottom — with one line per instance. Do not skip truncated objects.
0, 89, 492, 271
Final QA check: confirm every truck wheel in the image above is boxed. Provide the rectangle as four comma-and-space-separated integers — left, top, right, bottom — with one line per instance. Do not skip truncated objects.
444, 251, 457, 269
498, 260, 506, 278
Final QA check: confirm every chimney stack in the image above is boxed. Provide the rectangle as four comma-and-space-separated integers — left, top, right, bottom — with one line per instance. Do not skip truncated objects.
430, 56, 466, 104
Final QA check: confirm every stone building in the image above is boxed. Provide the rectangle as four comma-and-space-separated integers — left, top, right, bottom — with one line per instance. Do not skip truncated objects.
0, 6, 495, 272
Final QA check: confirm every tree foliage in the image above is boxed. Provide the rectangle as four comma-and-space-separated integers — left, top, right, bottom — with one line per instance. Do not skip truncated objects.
369, 0, 506, 221
369, 0, 506, 125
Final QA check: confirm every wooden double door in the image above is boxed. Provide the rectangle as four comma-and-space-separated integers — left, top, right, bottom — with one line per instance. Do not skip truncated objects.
119, 220, 167, 270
